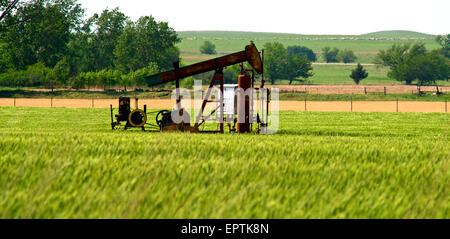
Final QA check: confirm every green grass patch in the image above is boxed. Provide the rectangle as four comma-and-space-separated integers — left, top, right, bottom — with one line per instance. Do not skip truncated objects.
0, 107, 448, 218
280, 93, 449, 102
281, 64, 393, 85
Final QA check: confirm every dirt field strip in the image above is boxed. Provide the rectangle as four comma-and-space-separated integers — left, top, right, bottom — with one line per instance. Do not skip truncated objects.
0, 98, 447, 113
270, 85, 450, 95
279, 100, 447, 112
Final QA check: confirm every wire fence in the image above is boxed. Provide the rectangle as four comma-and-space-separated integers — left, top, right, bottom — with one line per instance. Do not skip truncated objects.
276, 85, 450, 95
1, 97, 448, 113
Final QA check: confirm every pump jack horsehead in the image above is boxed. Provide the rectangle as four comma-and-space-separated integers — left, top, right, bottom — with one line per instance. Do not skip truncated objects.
110, 41, 271, 134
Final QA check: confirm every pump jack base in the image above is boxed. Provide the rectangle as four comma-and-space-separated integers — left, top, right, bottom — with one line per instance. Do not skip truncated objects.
161, 124, 199, 133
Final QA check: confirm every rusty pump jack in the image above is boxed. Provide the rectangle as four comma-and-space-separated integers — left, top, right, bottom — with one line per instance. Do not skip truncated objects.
113, 41, 268, 133
146, 41, 268, 133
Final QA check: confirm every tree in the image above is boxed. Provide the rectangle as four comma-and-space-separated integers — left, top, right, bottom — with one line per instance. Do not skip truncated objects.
67, 27, 95, 74
114, 21, 140, 73
375, 43, 449, 85
350, 63, 368, 85
435, 34, 450, 58
89, 8, 128, 71
322, 47, 339, 63
0, 1, 79, 69
402, 51, 448, 85
264, 42, 314, 85
285, 55, 313, 85
287, 46, 317, 62
338, 49, 357, 63
200, 41, 216, 55
114, 16, 179, 73
263, 42, 288, 84
223, 64, 241, 84
52, 57, 70, 86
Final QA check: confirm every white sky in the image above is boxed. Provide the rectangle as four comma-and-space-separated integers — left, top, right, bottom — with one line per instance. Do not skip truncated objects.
77, 0, 449, 35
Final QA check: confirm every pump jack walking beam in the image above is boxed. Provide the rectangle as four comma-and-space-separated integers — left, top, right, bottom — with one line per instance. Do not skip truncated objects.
146, 42, 263, 87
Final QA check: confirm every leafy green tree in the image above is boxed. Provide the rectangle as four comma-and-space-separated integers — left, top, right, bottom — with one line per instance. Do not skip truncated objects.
89, 8, 128, 71
124, 63, 159, 87
338, 49, 357, 63
52, 57, 70, 86
200, 41, 216, 55
263, 42, 288, 84
0, 42, 13, 73
264, 42, 314, 85
322, 47, 339, 63
2, 2, 67, 69
285, 55, 313, 85
114, 21, 139, 73
84, 71, 97, 90
287, 46, 316, 62
0, 62, 52, 87
375, 43, 449, 85
435, 34, 449, 58
350, 63, 368, 85
223, 64, 242, 84
114, 16, 179, 73
69, 72, 86, 89
0, 0, 84, 72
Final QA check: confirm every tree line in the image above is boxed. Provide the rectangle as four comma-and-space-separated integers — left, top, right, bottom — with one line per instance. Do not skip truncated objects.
261, 36, 448, 85
1, 1, 447, 89
375, 37, 449, 85
0, 0, 179, 90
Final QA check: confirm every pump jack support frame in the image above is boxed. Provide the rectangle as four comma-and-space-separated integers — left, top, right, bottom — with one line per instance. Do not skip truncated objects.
194, 68, 224, 133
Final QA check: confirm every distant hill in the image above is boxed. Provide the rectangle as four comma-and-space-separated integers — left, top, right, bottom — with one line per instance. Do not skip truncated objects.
178, 30, 436, 39
360, 30, 435, 38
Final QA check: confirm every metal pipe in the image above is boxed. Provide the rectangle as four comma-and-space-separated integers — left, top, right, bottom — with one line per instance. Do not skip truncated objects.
237, 74, 251, 133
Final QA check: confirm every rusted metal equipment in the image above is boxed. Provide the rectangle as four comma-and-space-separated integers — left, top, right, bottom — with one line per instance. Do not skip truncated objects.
110, 97, 148, 131
237, 74, 252, 133
110, 42, 269, 134
146, 42, 263, 86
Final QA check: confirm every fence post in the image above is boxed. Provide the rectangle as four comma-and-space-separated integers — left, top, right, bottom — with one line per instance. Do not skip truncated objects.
304, 96, 307, 112
384, 87, 386, 96
51, 96, 53, 108
396, 97, 399, 112
351, 96, 353, 112
92, 97, 94, 108
446, 98, 447, 113
13, 97, 16, 107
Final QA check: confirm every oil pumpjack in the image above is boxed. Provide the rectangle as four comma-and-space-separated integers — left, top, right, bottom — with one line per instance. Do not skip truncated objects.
110, 42, 270, 134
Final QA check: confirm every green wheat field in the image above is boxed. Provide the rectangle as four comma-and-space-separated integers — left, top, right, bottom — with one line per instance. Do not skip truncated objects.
0, 107, 448, 218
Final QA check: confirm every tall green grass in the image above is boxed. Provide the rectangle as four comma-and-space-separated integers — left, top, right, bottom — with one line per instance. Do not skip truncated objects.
0, 107, 448, 218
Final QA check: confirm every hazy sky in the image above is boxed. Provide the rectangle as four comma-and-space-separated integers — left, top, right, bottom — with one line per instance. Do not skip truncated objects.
77, 0, 449, 35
